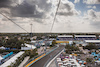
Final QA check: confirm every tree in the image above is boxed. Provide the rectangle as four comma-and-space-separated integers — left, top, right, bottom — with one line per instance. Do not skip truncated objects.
3, 37, 24, 49
65, 45, 79, 54
95, 34, 99, 40
83, 43, 98, 50
86, 58, 93, 63
79, 44, 82, 47
25, 49, 38, 58
72, 42, 76, 46
52, 40, 56, 46
0, 39, 3, 46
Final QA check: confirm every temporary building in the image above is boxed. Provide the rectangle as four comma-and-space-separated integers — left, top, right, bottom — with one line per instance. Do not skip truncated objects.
0, 51, 24, 67
0, 56, 3, 60
24, 43, 36, 49
0, 46, 5, 50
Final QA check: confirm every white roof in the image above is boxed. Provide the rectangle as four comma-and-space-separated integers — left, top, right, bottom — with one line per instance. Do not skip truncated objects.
1, 51, 24, 67
85, 40, 100, 43
0, 46, 5, 49
25, 43, 36, 49
21, 47, 32, 50
31, 41, 36, 43
70, 59, 80, 67
41, 43, 45, 45
0, 56, 3, 60
58, 35, 73, 37
75, 35, 96, 37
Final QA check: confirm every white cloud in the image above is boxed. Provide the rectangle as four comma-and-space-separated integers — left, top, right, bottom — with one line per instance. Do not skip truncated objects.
93, 6, 96, 9
88, 9, 97, 19
58, 0, 81, 16
74, 0, 80, 3
86, 9, 100, 20
52, 15, 97, 33
87, 6, 96, 9
83, 0, 100, 4
84, 9, 100, 29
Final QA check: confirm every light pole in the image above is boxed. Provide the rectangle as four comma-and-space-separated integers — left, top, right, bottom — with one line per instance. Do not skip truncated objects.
30, 23, 33, 51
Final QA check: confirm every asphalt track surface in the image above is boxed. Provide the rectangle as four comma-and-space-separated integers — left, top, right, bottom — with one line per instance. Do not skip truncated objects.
30, 45, 65, 67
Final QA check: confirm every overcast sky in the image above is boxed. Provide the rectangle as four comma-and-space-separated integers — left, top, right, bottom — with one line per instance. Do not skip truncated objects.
0, 0, 100, 33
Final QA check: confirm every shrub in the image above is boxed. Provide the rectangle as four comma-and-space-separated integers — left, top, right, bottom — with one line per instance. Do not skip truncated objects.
86, 58, 93, 63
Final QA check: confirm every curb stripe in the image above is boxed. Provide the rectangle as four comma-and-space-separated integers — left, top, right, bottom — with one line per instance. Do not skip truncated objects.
25, 47, 58, 67
25, 54, 45, 67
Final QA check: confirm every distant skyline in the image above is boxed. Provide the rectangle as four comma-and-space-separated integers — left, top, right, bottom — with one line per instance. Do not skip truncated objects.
0, 0, 100, 33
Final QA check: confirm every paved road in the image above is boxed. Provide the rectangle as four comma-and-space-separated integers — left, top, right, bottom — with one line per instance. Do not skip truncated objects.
30, 45, 64, 67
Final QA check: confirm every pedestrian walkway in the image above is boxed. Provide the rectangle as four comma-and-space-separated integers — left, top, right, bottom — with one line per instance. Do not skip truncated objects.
18, 56, 30, 67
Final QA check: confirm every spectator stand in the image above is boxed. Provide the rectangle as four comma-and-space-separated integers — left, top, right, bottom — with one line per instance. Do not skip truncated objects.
57, 35, 74, 41
85, 40, 100, 45
75, 35, 96, 41
0, 51, 24, 67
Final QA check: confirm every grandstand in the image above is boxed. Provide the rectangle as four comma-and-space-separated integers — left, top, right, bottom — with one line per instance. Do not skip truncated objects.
75, 35, 96, 40
57, 35, 74, 41
57, 35, 98, 41
3, 52, 13, 59
85, 40, 100, 45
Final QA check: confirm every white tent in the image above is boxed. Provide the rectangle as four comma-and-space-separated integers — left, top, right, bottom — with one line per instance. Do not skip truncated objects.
0, 46, 5, 50
69, 41, 73, 44
24, 43, 36, 49
31, 41, 36, 43
21, 47, 32, 50
0, 56, 3, 60
41, 43, 45, 46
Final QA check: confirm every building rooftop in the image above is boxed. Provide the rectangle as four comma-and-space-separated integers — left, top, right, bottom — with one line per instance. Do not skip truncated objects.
85, 40, 100, 43
75, 35, 96, 37
58, 35, 73, 37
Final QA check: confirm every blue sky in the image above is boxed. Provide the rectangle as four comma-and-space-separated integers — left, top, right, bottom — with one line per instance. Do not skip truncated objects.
70, 0, 100, 15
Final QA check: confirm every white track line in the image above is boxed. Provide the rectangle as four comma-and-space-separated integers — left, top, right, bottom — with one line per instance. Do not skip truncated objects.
46, 49, 64, 67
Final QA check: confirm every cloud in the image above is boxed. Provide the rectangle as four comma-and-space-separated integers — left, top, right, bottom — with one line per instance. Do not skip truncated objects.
58, 12, 76, 16
83, 9, 100, 29
58, 0, 80, 16
87, 6, 96, 9
84, 9, 99, 20
11, 0, 52, 18
0, 8, 10, 14
74, 0, 80, 3
87, 9, 97, 19
0, 0, 12, 8
0, 0, 54, 24
93, 6, 96, 9
11, 3, 44, 18
83, 0, 100, 4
